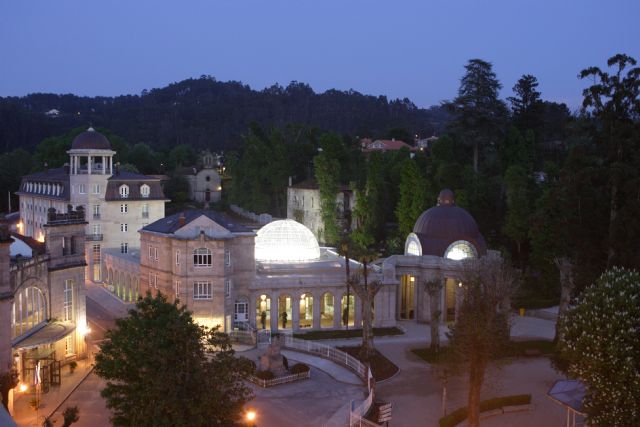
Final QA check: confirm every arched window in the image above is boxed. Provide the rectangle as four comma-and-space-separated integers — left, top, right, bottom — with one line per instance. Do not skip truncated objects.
140, 184, 150, 198
320, 292, 334, 328
407, 241, 420, 256
193, 247, 212, 267
444, 240, 477, 260
119, 185, 129, 198
12, 286, 47, 339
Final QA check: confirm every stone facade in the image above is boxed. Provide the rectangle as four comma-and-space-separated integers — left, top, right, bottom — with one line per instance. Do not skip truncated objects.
0, 208, 88, 414
178, 151, 222, 204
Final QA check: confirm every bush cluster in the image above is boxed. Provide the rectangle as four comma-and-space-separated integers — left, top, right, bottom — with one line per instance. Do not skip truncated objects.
289, 363, 310, 374
254, 370, 275, 380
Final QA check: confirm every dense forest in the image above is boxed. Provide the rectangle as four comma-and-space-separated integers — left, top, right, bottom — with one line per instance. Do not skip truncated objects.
0, 76, 448, 153
1, 54, 639, 310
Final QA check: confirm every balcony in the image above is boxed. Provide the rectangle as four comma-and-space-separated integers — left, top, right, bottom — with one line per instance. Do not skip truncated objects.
86, 234, 103, 241
93, 214, 101, 220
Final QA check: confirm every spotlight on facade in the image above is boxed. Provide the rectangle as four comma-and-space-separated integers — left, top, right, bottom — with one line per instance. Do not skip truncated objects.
245, 409, 256, 423
79, 324, 92, 336
19, 383, 28, 392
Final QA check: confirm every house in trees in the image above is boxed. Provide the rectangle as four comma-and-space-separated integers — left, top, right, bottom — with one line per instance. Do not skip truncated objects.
16, 128, 167, 284
175, 150, 222, 204
0, 209, 88, 414
360, 138, 416, 153
286, 179, 356, 245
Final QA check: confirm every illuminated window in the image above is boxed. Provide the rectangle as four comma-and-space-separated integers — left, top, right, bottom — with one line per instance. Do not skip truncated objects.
444, 240, 477, 260
193, 248, 212, 267
11, 287, 46, 339
255, 219, 320, 262
63, 280, 73, 322
407, 241, 420, 255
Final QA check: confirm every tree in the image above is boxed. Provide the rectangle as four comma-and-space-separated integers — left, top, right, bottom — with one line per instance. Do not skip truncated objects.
0, 369, 18, 412
423, 273, 443, 352
502, 165, 531, 264
558, 267, 640, 426
553, 257, 575, 342
348, 253, 383, 362
163, 175, 190, 204
447, 59, 507, 173
94, 293, 253, 427
314, 151, 340, 245
579, 54, 640, 267
396, 158, 430, 238
62, 406, 80, 427
508, 74, 542, 131
351, 153, 386, 249
446, 255, 518, 427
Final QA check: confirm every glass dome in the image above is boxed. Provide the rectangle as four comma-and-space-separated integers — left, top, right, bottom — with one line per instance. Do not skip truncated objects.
255, 219, 321, 262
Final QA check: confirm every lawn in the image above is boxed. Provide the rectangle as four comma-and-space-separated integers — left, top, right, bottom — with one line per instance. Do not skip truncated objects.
293, 327, 404, 341
337, 346, 399, 381
411, 340, 555, 364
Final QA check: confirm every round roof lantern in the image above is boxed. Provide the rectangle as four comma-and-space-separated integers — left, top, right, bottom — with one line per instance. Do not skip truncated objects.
255, 219, 321, 263
406, 189, 486, 259
71, 127, 112, 150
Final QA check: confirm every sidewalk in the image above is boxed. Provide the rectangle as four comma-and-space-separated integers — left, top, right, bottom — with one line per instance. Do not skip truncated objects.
11, 356, 95, 427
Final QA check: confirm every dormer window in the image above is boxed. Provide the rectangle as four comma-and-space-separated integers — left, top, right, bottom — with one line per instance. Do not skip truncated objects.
140, 184, 150, 198
119, 185, 129, 198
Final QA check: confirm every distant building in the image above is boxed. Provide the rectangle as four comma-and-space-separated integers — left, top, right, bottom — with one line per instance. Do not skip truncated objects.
416, 135, 439, 151
0, 209, 88, 413
44, 109, 60, 117
286, 179, 356, 244
16, 128, 168, 283
361, 138, 416, 153
175, 150, 222, 204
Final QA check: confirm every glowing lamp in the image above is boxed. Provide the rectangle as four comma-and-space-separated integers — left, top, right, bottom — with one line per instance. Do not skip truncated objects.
246, 410, 256, 422
19, 383, 28, 392
78, 324, 91, 336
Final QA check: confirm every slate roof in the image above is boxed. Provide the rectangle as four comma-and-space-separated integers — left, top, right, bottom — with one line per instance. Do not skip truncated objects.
105, 172, 166, 201
16, 167, 70, 201
71, 128, 111, 150
412, 189, 487, 257
142, 210, 252, 235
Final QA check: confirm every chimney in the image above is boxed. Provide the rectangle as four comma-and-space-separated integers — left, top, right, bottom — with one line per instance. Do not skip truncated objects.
178, 213, 186, 227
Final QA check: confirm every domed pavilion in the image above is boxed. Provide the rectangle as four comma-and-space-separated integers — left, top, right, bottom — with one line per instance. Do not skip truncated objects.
382, 189, 496, 323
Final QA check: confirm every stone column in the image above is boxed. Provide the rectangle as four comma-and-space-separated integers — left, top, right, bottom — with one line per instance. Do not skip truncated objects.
355, 295, 362, 328
312, 292, 321, 330
334, 293, 343, 329
270, 292, 279, 332
88, 156, 92, 174
292, 295, 300, 332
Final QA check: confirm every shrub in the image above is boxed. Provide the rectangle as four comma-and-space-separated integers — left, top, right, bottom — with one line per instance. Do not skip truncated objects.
255, 370, 275, 380
439, 394, 531, 427
68, 361, 78, 373
289, 363, 310, 374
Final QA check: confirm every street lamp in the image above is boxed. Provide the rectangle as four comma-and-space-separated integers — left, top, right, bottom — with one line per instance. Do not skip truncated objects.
245, 409, 256, 425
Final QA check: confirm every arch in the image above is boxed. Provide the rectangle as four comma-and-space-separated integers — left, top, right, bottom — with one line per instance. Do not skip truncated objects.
405, 233, 422, 256
298, 293, 313, 329
193, 247, 212, 267
278, 294, 292, 329
340, 293, 355, 327
320, 292, 334, 328
256, 294, 271, 330
11, 286, 47, 339
444, 240, 477, 260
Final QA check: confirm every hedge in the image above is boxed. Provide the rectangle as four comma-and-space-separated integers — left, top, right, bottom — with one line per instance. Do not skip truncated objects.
439, 394, 531, 427
289, 363, 310, 374
255, 370, 275, 380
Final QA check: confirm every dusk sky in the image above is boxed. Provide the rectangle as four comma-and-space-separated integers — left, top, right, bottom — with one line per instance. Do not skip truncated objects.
2, 0, 639, 109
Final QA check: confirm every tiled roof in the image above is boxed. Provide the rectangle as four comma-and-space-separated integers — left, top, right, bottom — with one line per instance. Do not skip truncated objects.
142, 210, 252, 235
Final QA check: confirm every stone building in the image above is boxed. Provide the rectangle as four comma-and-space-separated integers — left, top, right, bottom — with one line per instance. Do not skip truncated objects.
286, 179, 356, 244
0, 207, 88, 413
16, 128, 167, 283
176, 150, 222, 204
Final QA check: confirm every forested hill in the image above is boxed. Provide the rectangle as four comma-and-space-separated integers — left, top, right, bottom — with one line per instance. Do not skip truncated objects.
0, 76, 449, 152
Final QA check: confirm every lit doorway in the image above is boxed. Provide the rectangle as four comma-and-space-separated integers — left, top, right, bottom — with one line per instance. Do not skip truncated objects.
298, 293, 313, 329
256, 294, 271, 330
445, 278, 458, 322
400, 275, 416, 319
278, 295, 292, 329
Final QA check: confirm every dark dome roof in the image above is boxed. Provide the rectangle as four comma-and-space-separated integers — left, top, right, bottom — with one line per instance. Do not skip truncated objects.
412, 189, 486, 257
71, 127, 111, 150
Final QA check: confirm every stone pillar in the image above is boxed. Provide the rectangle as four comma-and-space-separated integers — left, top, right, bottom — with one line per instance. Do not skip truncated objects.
312, 292, 321, 330
354, 295, 362, 328
334, 294, 343, 329
270, 292, 279, 332
88, 156, 92, 174
292, 296, 300, 332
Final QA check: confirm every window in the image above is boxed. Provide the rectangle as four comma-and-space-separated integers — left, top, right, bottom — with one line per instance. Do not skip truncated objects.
79, 184, 86, 194
120, 204, 128, 214
225, 279, 230, 298
92, 204, 101, 219
92, 184, 101, 195
119, 185, 129, 198
120, 242, 128, 254
65, 335, 75, 356
193, 281, 212, 300
174, 280, 181, 300
154, 247, 158, 261
444, 240, 477, 260
120, 223, 128, 232
93, 244, 101, 281
148, 245, 154, 260
193, 248, 212, 267
142, 203, 149, 218
140, 184, 150, 198
149, 272, 157, 288
176, 250, 180, 266
92, 224, 101, 236
63, 280, 73, 322
225, 250, 231, 267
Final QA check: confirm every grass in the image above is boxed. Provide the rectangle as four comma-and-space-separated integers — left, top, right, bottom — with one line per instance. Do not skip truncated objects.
439, 394, 531, 427
411, 340, 555, 364
337, 346, 399, 381
293, 327, 403, 341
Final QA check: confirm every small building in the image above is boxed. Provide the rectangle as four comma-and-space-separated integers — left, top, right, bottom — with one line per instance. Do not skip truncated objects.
361, 138, 416, 153
286, 179, 356, 244
0, 208, 88, 413
176, 150, 222, 204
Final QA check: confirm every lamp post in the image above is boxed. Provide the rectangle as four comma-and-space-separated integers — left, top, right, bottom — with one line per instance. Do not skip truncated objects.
245, 408, 257, 426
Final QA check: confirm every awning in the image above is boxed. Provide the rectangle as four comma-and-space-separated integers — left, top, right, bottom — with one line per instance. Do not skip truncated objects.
12, 322, 76, 350
547, 379, 586, 427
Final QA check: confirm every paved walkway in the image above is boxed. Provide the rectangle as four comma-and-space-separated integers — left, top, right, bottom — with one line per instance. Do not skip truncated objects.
85, 282, 134, 319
